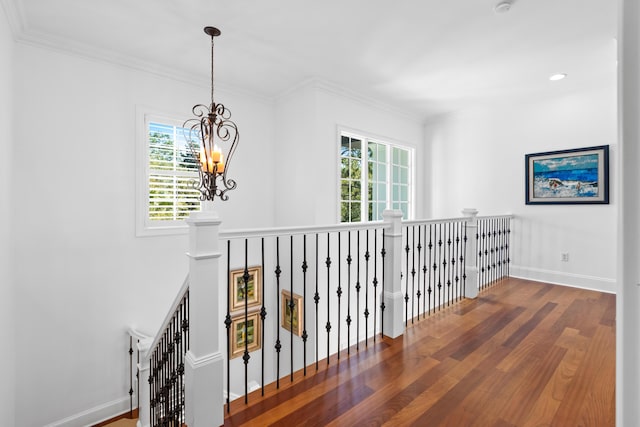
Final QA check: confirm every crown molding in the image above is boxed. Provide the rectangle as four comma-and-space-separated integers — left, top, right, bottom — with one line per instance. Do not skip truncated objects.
277, 77, 424, 124
12, 25, 273, 105
0, 0, 26, 38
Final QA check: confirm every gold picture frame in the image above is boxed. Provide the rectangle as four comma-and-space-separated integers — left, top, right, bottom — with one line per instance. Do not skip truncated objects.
230, 312, 261, 359
229, 266, 262, 312
281, 290, 304, 336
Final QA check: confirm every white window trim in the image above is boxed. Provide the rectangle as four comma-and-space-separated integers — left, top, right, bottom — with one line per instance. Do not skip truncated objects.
337, 126, 416, 223
136, 106, 199, 237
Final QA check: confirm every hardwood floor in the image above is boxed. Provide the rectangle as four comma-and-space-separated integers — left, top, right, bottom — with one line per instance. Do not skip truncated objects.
223, 278, 615, 427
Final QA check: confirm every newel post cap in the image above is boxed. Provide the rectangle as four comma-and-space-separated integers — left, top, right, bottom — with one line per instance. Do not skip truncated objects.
461, 208, 479, 218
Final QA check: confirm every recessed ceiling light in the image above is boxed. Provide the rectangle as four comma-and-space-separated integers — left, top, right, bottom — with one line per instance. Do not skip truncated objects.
549, 73, 567, 81
494, 1, 513, 13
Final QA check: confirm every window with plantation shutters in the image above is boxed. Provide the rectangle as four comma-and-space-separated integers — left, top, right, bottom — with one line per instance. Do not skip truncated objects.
136, 110, 202, 236
147, 122, 201, 221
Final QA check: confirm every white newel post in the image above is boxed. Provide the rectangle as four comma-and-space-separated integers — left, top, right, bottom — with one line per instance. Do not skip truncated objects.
462, 208, 479, 299
184, 202, 224, 427
382, 209, 405, 338
137, 338, 152, 427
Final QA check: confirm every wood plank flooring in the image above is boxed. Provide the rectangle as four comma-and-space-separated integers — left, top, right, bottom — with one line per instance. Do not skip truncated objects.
224, 278, 615, 426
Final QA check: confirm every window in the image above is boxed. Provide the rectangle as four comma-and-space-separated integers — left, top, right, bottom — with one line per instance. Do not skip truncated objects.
137, 110, 202, 236
340, 132, 413, 222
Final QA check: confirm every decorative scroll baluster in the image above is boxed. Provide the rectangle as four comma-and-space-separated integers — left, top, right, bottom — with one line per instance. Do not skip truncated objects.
289, 235, 294, 381
437, 223, 443, 310
346, 231, 352, 354
380, 230, 386, 337
337, 232, 342, 358
428, 224, 433, 314
364, 230, 370, 344
129, 336, 134, 418
404, 227, 410, 325
454, 222, 460, 302
446, 223, 452, 305
225, 241, 232, 411
260, 238, 267, 393
314, 234, 320, 370
242, 239, 250, 404
148, 288, 189, 427
325, 233, 332, 364
356, 230, 361, 351
274, 237, 282, 388
373, 229, 379, 342
410, 226, 416, 323
416, 226, 422, 320
302, 235, 308, 375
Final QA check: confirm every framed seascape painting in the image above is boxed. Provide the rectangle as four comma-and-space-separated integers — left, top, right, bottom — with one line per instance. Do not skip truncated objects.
229, 266, 262, 312
281, 290, 303, 336
230, 312, 261, 358
525, 145, 609, 205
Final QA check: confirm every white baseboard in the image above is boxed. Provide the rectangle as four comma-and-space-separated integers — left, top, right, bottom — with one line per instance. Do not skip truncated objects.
44, 395, 133, 427
509, 264, 616, 294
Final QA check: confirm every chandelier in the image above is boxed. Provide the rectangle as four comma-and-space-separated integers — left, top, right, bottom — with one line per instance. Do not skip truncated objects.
185, 26, 238, 202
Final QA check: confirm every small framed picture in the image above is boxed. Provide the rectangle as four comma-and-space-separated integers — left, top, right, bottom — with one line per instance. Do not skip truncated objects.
229, 266, 262, 312
525, 145, 609, 205
230, 312, 261, 359
281, 290, 303, 336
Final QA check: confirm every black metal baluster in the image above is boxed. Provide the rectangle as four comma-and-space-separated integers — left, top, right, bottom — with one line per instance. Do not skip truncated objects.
446, 222, 452, 306
314, 234, 319, 370
337, 232, 342, 358
225, 240, 232, 412
261, 238, 266, 394
346, 231, 352, 354
302, 235, 308, 376
437, 223, 443, 311
243, 239, 251, 403
364, 229, 370, 344
275, 237, 282, 387
410, 226, 416, 323
326, 233, 332, 365
507, 219, 511, 277
477, 220, 483, 290
422, 225, 428, 318
356, 230, 361, 350
427, 224, 436, 314
290, 235, 294, 381
149, 350, 154, 426
373, 229, 378, 341
454, 222, 461, 302
497, 219, 503, 280
129, 336, 134, 418
484, 220, 490, 289
404, 227, 410, 325
462, 222, 468, 297
493, 219, 497, 284
380, 230, 386, 337
416, 226, 422, 320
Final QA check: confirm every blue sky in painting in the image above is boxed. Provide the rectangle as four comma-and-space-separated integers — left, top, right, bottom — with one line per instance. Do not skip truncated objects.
533, 153, 598, 172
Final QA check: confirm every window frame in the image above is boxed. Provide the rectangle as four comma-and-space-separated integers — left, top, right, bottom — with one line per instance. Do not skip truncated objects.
136, 107, 201, 237
338, 128, 415, 223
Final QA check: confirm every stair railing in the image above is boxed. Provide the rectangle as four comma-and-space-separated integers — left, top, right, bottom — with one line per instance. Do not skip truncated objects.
135, 208, 512, 427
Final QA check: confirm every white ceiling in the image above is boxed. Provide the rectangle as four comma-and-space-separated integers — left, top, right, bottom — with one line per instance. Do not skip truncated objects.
2, 0, 617, 119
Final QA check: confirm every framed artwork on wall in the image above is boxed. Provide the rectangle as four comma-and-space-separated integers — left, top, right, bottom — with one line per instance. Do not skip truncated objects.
281, 290, 303, 336
229, 266, 262, 312
230, 312, 261, 359
525, 145, 609, 205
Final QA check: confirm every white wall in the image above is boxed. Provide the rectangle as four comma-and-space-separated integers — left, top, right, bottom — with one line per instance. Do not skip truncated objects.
425, 83, 617, 293
274, 80, 425, 226
11, 43, 276, 426
0, 4, 15, 426
618, 0, 640, 423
